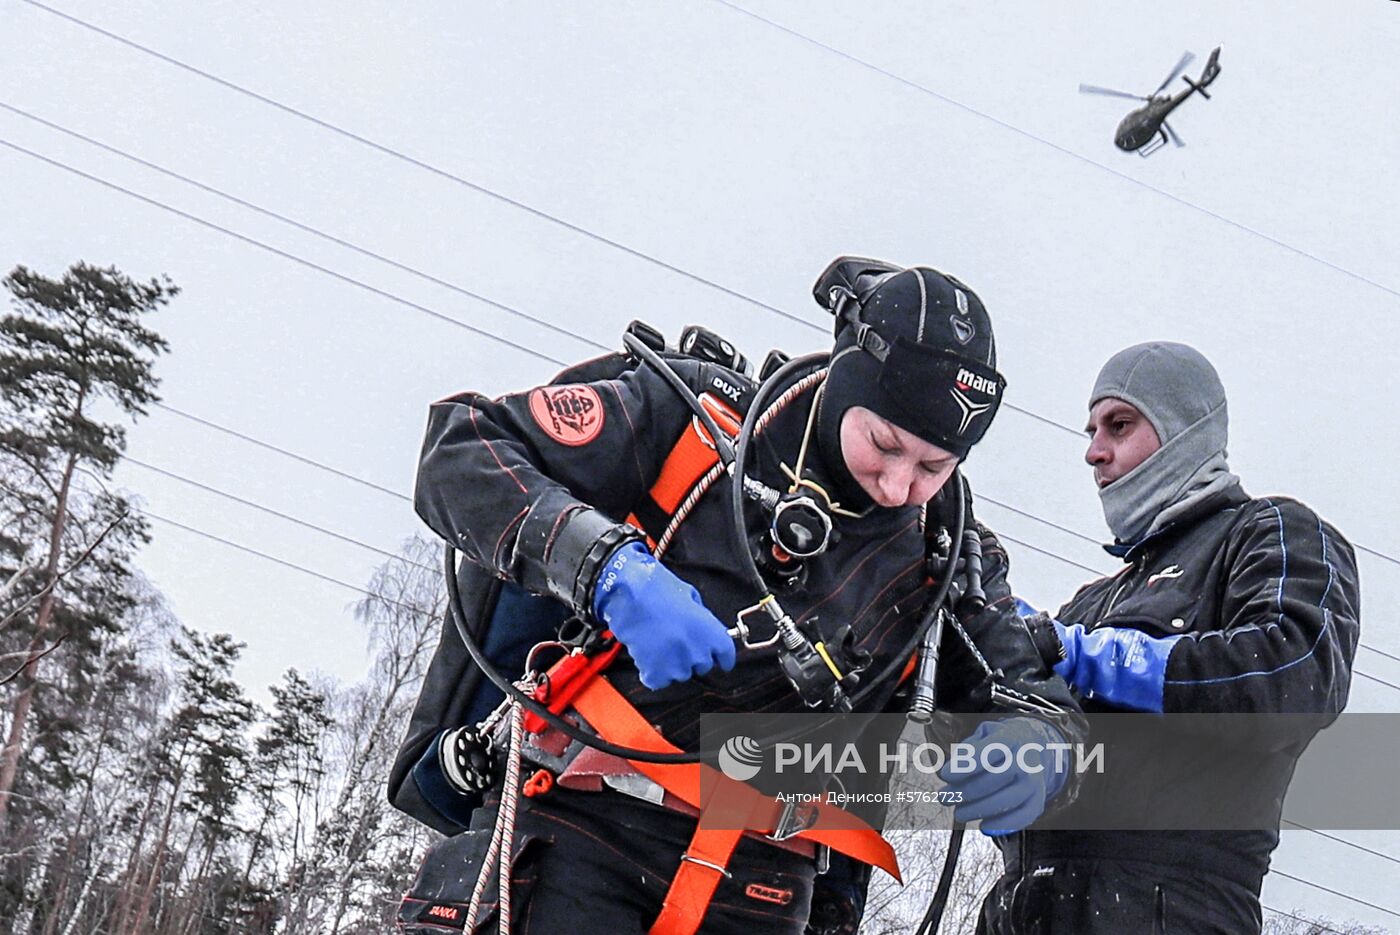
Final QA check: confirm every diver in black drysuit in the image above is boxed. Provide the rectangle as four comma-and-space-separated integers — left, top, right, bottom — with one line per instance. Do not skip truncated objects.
395, 258, 1085, 934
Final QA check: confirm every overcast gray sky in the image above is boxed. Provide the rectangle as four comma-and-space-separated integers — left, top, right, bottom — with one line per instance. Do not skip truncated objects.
3, 0, 1398, 927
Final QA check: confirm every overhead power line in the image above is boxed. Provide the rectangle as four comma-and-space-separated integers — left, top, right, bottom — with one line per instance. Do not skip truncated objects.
143, 510, 434, 621
152, 403, 411, 503
1359, 643, 1400, 666
1281, 821, 1400, 871
998, 532, 1106, 577
1268, 868, 1400, 920
1354, 670, 1400, 694
0, 100, 608, 356
14, 0, 821, 332
123, 456, 432, 572
0, 137, 569, 369
708, 0, 1400, 304
1355, 544, 1400, 570
977, 494, 1102, 547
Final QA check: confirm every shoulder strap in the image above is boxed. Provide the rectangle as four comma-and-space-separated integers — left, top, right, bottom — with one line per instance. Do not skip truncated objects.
626, 391, 743, 552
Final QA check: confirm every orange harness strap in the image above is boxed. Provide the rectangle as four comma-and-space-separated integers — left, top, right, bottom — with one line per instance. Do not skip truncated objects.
625, 393, 743, 547
568, 676, 900, 935
656, 825, 746, 934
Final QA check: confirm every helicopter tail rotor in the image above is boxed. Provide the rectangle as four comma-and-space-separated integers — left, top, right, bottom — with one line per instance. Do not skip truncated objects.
1183, 46, 1223, 98
1077, 83, 1147, 101
1152, 50, 1197, 96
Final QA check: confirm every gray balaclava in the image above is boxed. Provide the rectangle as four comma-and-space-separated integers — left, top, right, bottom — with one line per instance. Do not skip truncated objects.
1091, 341, 1240, 544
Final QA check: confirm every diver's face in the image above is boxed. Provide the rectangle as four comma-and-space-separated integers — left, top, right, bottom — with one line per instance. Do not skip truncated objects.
840, 407, 959, 508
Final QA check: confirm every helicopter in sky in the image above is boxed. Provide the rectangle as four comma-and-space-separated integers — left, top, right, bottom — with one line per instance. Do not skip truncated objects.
1080, 46, 1222, 156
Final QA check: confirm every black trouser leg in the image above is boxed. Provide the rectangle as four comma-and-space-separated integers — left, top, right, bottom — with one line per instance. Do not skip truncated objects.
978, 857, 1263, 935
402, 785, 819, 934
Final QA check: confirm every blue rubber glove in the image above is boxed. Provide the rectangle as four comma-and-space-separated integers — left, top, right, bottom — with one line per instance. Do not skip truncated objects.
937, 718, 1070, 836
1014, 597, 1180, 713
1052, 621, 1180, 713
593, 541, 737, 690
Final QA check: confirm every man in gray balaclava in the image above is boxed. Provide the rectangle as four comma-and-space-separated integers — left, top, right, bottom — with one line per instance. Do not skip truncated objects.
977, 342, 1361, 934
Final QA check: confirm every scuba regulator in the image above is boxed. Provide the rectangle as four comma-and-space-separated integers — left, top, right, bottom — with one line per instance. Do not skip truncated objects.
621, 328, 871, 712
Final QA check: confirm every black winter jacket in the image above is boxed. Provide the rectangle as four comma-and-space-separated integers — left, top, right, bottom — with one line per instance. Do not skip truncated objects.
1014, 481, 1360, 890
1061, 482, 1358, 717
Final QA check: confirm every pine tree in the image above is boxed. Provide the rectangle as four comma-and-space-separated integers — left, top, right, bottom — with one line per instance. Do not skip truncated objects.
238, 669, 332, 930
124, 629, 252, 935
0, 261, 174, 830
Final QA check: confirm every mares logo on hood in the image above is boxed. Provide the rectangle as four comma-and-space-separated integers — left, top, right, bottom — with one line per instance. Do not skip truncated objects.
955, 368, 999, 397
952, 367, 998, 434
529, 384, 603, 446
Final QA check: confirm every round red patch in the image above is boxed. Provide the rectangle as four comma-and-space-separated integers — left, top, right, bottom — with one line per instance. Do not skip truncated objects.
528, 385, 604, 446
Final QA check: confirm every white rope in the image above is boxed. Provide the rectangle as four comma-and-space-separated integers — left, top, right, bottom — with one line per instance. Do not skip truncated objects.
754, 368, 827, 435
498, 703, 527, 932
463, 701, 527, 933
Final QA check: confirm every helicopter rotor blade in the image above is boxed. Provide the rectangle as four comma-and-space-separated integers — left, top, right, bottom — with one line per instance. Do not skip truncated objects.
1078, 83, 1147, 101
1162, 120, 1186, 148
1152, 50, 1197, 96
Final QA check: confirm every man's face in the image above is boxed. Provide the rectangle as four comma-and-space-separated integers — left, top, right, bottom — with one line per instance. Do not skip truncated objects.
839, 406, 959, 508
1084, 397, 1162, 489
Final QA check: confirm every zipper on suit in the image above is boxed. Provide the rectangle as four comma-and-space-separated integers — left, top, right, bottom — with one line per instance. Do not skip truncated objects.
1102, 557, 1142, 617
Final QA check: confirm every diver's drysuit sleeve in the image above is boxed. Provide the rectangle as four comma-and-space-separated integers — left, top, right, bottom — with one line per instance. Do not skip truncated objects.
415, 363, 697, 614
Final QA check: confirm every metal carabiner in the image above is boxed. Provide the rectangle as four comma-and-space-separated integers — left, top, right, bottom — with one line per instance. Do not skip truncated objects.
728, 595, 787, 650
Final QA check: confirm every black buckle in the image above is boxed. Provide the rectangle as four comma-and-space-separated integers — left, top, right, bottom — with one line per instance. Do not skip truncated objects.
852, 321, 890, 361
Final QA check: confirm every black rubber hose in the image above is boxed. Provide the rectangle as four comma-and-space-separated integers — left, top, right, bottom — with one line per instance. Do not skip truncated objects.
445, 543, 880, 762
726, 351, 831, 596
445, 543, 703, 764
915, 825, 966, 935
622, 333, 737, 465
848, 472, 968, 709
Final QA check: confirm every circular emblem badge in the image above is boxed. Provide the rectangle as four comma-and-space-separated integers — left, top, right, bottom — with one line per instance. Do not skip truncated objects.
528, 385, 604, 446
